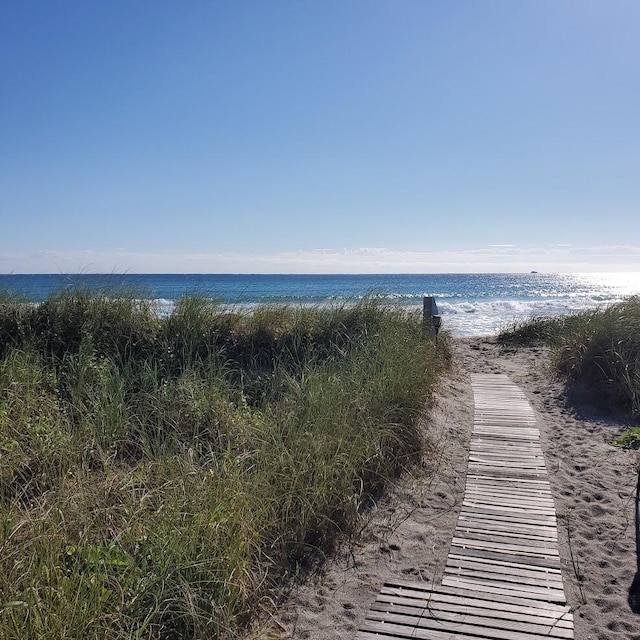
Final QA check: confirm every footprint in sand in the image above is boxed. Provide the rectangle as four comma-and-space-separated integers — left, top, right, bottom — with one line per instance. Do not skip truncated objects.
590, 504, 613, 517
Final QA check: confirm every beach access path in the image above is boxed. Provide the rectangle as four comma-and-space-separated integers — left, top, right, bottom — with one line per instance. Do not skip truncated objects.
275, 338, 638, 640
355, 373, 574, 639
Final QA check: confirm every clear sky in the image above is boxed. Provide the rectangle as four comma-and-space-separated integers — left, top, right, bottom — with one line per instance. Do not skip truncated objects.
1, 0, 638, 273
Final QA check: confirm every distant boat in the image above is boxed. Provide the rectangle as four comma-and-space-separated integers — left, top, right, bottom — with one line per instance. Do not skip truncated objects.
530, 270, 538, 274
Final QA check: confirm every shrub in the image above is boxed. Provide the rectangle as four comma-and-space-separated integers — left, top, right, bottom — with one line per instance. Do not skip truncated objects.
500, 297, 640, 417
0, 293, 445, 639
612, 427, 640, 450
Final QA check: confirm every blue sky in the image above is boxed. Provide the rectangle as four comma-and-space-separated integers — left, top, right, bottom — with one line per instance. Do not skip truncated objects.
1, 1, 638, 273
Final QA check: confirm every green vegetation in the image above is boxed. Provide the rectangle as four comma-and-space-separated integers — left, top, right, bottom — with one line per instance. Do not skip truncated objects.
499, 296, 640, 417
0, 289, 444, 639
612, 427, 640, 450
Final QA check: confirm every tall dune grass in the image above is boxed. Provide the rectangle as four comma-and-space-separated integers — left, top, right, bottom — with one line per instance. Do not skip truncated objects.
0, 289, 444, 639
499, 296, 640, 416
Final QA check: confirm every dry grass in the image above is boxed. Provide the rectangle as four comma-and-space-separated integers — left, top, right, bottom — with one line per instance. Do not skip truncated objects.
0, 290, 445, 639
499, 296, 640, 417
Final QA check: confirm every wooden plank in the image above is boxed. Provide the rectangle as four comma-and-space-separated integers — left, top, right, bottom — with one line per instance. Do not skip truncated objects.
370, 597, 568, 624
473, 424, 538, 430
357, 628, 515, 640
472, 431, 539, 438
376, 590, 573, 625
368, 606, 572, 636
468, 460, 546, 468
458, 516, 559, 532
470, 441, 542, 449
469, 452, 543, 459
469, 454, 546, 461
382, 582, 573, 615
359, 614, 569, 640
444, 566, 565, 590
365, 607, 573, 639
464, 486, 555, 500
465, 490, 554, 501
456, 522, 558, 541
454, 524, 558, 541
469, 450, 545, 457
463, 500, 556, 513
468, 457, 546, 466
462, 498, 556, 513
451, 544, 560, 572
465, 476, 551, 486
463, 498, 556, 512
465, 484, 554, 497
468, 462, 548, 472
471, 440, 541, 446
464, 488, 554, 499
356, 375, 573, 639
460, 501, 557, 517
465, 477, 552, 487
455, 529, 559, 544
465, 490, 555, 503
452, 534, 560, 553
450, 546, 561, 569
445, 556, 563, 582
454, 537, 558, 553
456, 519, 558, 539
466, 466, 550, 479
441, 575, 567, 603
459, 507, 557, 525
473, 423, 538, 429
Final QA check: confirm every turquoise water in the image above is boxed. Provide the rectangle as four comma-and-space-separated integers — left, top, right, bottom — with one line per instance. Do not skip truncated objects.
1, 272, 639, 336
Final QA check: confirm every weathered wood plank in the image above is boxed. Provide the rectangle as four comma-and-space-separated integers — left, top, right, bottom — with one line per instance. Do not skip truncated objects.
360, 615, 569, 640
441, 575, 567, 603
450, 547, 560, 576
375, 591, 573, 626
464, 486, 555, 500
463, 500, 556, 514
462, 499, 556, 515
355, 374, 573, 639
450, 546, 561, 569
459, 508, 557, 526
381, 582, 573, 615
444, 566, 565, 590
365, 607, 574, 639
452, 535, 560, 554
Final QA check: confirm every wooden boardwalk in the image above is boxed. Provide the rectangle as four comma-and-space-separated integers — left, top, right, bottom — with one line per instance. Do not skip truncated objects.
356, 374, 574, 639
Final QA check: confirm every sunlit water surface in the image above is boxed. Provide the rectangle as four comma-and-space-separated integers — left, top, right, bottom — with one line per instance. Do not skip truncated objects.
2, 272, 639, 336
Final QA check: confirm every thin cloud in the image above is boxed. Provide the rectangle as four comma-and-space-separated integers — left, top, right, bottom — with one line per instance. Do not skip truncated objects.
1, 245, 639, 274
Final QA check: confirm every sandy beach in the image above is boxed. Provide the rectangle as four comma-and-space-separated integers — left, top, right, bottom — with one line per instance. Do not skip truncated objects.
270, 336, 640, 640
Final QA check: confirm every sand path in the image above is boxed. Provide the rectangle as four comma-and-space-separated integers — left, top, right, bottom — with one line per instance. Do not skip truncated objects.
271, 337, 639, 640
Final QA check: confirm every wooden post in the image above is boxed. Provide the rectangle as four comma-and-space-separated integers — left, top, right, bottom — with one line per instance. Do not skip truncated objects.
423, 296, 440, 338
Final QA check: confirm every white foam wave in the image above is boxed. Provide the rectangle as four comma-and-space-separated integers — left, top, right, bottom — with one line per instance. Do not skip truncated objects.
149, 298, 176, 317
438, 297, 620, 336
145, 294, 626, 337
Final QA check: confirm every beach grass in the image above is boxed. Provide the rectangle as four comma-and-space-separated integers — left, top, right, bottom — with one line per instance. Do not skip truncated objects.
498, 296, 640, 417
0, 289, 444, 639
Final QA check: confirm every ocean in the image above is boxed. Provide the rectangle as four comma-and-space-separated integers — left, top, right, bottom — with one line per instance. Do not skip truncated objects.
1, 272, 639, 337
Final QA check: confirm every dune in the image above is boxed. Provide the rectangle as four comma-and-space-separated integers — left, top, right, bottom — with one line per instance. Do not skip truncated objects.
271, 337, 639, 640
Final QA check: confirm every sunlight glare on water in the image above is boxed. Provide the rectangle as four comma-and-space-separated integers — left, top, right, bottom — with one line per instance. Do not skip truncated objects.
573, 272, 640, 299
1, 272, 640, 337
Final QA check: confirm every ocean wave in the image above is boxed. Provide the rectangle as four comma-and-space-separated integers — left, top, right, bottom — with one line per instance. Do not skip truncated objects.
146, 294, 621, 332
437, 297, 620, 336
149, 298, 177, 316
326, 292, 429, 300
437, 297, 614, 315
